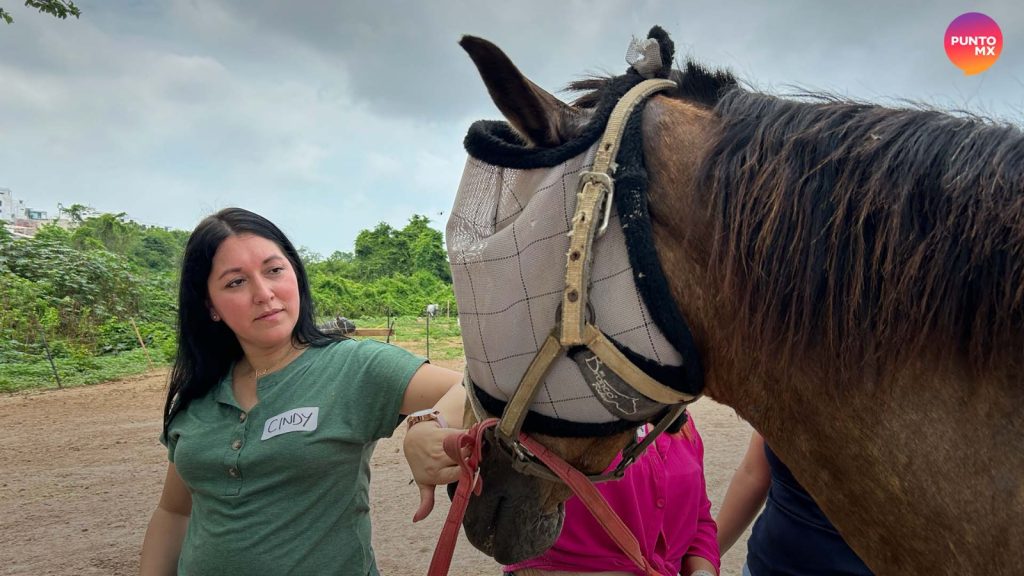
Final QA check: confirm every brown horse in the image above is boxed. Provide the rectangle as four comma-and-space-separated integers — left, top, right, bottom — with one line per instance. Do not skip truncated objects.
446, 29, 1024, 576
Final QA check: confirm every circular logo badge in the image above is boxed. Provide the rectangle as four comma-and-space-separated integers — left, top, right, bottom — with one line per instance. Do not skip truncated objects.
944, 12, 1003, 75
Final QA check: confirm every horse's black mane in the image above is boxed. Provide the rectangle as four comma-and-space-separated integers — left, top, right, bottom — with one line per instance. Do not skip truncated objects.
569, 59, 738, 110
570, 41, 1024, 374
703, 89, 1024, 373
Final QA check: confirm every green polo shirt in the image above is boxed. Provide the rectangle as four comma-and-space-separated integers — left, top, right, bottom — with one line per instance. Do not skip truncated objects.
163, 338, 425, 576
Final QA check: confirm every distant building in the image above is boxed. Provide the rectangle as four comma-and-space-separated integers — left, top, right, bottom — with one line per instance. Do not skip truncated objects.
0, 188, 26, 223
1, 188, 73, 238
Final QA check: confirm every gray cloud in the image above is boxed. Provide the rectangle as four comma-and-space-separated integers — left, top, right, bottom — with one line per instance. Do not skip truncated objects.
0, 0, 1019, 254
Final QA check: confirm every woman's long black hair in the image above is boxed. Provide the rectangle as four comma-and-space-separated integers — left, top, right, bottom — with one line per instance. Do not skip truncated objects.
162, 208, 340, 438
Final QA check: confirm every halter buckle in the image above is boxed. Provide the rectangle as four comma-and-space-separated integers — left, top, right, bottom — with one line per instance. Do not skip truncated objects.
499, 434, 563, 483
607, 454, 634, 480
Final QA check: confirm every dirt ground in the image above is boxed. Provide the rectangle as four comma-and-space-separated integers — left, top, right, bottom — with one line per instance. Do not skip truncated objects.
0, 360, 754, 576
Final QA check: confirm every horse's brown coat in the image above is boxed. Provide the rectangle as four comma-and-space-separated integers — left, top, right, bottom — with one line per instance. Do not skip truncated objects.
645, 96, 1024, 574
455, 34, 1024, 575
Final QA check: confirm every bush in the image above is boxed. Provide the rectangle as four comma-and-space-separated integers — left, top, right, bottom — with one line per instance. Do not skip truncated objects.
97, 319, 139, 354
137, 320, 177, 363
311, 270, 456, 319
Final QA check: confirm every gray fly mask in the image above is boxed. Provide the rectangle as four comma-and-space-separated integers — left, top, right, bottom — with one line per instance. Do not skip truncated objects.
447, 78, 704, 480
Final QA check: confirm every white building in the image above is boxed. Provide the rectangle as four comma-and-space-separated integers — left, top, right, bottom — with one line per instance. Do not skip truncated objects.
0, 187, 26, 223
1, 188, 73, 237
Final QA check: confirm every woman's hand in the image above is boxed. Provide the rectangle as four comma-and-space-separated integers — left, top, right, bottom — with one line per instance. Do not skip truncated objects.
401, 365, 468, 521
403, 420, 465, 522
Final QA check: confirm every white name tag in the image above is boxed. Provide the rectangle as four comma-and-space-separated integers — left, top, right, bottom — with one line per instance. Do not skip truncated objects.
261, 407, 319, 440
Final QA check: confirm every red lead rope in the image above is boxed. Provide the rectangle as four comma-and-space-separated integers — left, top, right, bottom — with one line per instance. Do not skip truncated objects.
425, 418, 494, 576
426, 418, 662, 576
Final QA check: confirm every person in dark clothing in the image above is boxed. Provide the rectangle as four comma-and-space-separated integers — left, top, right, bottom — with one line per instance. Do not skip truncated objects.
716, 431, 874, 575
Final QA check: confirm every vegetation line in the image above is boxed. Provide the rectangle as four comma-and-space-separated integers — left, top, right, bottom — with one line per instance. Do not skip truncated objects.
1, 212, 459, 392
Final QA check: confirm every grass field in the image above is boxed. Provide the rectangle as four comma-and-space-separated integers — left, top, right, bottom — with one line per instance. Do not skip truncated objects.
348, 315, 464, 362
0, 348, 156, 393
0, 316, 464, 393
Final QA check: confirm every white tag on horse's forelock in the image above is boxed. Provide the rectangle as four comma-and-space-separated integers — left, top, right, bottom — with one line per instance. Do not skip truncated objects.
261, 407, 319, 440
625, 37, 662, 79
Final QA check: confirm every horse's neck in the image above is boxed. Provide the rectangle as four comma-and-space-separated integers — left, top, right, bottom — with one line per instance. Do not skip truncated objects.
644, 93, 1023, 575
701, 324, 1024, 575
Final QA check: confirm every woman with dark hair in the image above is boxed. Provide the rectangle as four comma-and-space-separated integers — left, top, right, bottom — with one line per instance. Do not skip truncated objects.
140, 207, 464, 575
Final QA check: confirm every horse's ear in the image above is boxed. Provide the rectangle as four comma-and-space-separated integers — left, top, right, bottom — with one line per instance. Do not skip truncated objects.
460, 35, 576, 148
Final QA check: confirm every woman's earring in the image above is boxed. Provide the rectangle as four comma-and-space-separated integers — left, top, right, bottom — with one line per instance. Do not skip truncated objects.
211, 312, 220, 321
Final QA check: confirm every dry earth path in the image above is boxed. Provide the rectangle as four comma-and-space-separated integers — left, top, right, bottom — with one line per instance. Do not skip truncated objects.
0, 359, 753, 575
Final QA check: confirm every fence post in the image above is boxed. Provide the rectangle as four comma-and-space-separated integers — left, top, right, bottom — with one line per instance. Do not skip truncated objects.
425, 311, 431, 361
38, 329, 62, 389
130, 317, 154, 370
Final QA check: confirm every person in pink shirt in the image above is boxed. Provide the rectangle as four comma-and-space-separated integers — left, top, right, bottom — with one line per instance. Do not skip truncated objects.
503, 413, 720, 576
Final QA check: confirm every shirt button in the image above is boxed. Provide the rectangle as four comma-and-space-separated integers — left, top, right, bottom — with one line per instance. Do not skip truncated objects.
228, 467, 239, 478
239, 412, 247, 422
231, 439, 243, 450
656, 498, 665, 508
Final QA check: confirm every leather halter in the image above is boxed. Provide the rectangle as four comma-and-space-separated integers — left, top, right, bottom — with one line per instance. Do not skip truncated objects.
469, 78, 702, 484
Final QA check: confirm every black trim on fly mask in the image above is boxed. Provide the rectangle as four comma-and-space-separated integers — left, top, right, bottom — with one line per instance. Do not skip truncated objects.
612, 102, 704, 398
464, 72, 641, 170
461, 26, 704, 434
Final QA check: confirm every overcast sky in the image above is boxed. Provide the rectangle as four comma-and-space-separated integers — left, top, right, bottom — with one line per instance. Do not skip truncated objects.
1, 0, 1020, 255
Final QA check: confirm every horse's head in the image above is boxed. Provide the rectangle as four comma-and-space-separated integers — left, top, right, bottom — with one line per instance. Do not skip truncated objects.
446, 30, 727, 563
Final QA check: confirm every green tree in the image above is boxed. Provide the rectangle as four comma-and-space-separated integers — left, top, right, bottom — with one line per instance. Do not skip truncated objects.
1, 235, 142, 346
129, 227, 187, 272
4, 237, 140, 315
58, 203, 94, 224
400, 215, 451, 282
354, 222, 407, 281
298, 246, 323, 265
352, 216, 450, 282
32, 222, 71, 243
319, 251, 356, 276
1, 0, 80, 25
71, 212, 133, 254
